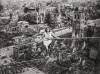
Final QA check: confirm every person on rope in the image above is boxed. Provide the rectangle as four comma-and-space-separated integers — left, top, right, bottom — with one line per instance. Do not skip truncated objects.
42, 27, 58, 53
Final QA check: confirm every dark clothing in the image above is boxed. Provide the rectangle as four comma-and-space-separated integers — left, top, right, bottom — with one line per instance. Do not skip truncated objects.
86, 26, 94, 37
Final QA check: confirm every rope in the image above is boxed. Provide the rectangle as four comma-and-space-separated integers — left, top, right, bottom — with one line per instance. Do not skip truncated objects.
53, 37, 100, 40
14, 36, 100, 47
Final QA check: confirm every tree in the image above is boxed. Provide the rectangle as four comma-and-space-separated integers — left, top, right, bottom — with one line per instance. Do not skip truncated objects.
0, 3, 3, 12
96, 0, 100, 9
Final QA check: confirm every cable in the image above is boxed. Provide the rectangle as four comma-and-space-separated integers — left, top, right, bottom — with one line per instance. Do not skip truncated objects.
53, 37, 100, 40
13, 36, 100, 47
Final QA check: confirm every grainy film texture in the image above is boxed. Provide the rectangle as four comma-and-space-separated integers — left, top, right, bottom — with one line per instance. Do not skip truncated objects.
0, 0, 100, 74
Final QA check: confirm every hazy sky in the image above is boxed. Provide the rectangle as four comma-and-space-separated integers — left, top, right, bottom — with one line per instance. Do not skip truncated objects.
1, 0, 95, 5
1, 0, 63, 5
1, 0, 55, 4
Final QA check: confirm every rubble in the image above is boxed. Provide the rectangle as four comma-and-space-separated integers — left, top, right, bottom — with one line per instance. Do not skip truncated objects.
0, 0, 100, 74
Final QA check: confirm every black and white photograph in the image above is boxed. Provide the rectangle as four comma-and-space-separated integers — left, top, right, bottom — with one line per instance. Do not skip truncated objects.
0, 0, 100, 74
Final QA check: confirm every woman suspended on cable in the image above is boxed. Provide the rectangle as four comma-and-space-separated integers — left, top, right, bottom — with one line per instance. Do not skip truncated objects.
42, 27, 59, 55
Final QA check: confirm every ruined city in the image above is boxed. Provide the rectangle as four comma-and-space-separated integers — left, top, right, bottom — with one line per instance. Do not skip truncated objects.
0, 0, 100, 74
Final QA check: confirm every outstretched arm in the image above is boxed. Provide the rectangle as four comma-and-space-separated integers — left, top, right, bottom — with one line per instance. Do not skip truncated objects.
51, 31, 60, 39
